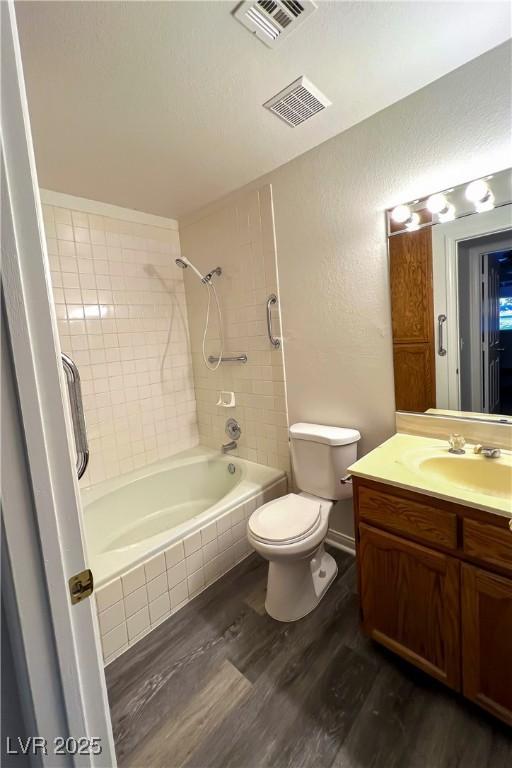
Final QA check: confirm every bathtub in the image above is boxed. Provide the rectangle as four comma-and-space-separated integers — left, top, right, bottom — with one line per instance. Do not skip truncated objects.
82, 447, 287, 663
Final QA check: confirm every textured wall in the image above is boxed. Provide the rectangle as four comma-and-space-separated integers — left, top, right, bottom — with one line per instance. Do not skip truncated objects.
42, 198, 198, 488
182, 42, 512, 452
180, 185, 290, 474
181, 43, 512, 532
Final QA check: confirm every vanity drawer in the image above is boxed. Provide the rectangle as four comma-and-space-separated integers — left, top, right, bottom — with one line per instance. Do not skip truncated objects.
357, 484, 458, 550
463, 519, 512, 574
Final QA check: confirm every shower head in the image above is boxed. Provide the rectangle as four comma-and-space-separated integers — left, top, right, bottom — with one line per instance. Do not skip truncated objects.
174, 256, 205, 282
174, 257, 222, 284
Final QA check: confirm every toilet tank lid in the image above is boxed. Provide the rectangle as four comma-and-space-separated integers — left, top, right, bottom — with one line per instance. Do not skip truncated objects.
290, 422, 361, 446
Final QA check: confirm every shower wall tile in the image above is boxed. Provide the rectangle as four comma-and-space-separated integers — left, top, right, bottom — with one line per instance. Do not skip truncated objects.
41, 198, 199, 489
179, 185, 290, 475
96, 475, 287, 665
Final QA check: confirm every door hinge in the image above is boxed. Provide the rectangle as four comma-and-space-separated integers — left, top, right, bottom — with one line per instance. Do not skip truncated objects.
69, 569, 94, 605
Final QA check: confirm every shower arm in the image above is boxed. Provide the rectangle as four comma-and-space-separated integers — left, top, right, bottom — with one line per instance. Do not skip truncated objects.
175, 257, 221, 284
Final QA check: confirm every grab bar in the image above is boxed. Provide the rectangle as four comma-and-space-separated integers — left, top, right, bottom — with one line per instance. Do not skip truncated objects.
438, 314, 447, 356
207, 354, 248, 364
61, 353, 89, 479
266, 294, 281, 348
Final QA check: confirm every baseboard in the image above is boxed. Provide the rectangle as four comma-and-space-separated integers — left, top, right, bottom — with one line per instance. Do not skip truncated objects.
326, 529, 356, 556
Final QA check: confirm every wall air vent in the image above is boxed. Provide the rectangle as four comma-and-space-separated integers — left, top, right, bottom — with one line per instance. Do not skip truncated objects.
233, 0, 317, 49
263, 76, 331, 127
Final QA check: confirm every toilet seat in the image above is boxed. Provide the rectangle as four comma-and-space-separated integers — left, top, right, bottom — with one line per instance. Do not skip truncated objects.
248, 493, 322, 546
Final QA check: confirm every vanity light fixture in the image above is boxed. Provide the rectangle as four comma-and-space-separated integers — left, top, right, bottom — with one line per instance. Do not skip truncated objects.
476, 192, 495, 213
465, 178, 495, 212
391, 204, 414, 225
438, 203, 456, 222
387, 168, 510, 236
426, 192, 456, 223
405, 212, 420, 231
426, 192, 449, 215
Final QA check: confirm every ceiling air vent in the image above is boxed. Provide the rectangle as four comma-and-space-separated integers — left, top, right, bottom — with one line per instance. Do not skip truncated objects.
263, 76, 331, 127
233, 0, 317, 49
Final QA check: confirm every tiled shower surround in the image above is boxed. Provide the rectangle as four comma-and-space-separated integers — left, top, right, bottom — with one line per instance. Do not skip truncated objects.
96, 477, 287, 664
41, 195, 198, 488
180, 184, 290, 475
42, 190, 291, 664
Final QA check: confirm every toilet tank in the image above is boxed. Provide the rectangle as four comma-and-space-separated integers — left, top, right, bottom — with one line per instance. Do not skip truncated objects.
289, 423, 361, 500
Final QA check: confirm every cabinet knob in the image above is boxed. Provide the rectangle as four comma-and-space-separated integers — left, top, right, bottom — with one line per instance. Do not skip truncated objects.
509, 519, 512, 533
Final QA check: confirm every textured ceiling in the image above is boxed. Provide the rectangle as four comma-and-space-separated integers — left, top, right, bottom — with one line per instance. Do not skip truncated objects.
16, 1, 512, 219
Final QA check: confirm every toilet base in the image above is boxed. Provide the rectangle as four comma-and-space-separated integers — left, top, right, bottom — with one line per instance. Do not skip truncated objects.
264, 546, 338, 622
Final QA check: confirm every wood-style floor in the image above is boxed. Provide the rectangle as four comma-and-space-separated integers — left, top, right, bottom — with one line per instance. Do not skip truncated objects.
106, 548, 512, 768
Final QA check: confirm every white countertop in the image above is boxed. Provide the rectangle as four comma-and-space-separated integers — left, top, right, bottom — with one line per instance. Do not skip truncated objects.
349, 433, 512, 519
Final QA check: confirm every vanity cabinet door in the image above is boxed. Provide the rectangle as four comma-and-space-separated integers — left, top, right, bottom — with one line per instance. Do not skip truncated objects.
461, 564, 512, 726
359, 523, 460, 689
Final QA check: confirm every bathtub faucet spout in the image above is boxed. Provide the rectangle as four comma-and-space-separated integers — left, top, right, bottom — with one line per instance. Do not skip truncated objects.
222, 440, 238, 454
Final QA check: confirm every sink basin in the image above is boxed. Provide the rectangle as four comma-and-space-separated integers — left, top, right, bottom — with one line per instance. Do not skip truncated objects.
413, 454, 512, 500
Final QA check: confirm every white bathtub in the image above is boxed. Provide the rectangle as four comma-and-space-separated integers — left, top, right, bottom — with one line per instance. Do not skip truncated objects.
83, 446, 286, 587
84, 447, 287, 663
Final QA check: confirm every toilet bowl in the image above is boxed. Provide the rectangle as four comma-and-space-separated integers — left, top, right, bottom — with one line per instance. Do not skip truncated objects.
247, 492, 337, 621
247, 422, 360, 622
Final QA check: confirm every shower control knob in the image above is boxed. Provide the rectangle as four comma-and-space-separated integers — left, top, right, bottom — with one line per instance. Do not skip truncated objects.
225, 418, 241, 441
319, 568, 326, 578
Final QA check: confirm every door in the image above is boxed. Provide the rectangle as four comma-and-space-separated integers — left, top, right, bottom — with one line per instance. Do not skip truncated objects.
359, 524, 460, 689
482, 251, 501, 413
2, 3, 115, 764
462, 564, 512, 726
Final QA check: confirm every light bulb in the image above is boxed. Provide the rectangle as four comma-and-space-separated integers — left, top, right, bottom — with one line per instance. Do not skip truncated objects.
476, 191, 495, 213
391, 204, 412, 224
405, 212, 420, 231
465, 179, 491, 204
438, 203, 456, 223
427, 193, 449, 215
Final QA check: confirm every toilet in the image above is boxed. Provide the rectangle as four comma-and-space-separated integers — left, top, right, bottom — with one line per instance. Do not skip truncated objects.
247, 422, 361, 622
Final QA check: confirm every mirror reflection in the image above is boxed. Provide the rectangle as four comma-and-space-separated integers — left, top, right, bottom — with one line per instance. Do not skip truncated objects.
388, 168, 512, 421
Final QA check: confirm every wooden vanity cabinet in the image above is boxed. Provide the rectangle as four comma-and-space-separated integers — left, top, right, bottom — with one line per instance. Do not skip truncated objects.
461, 565, 512, 725
353, 477, 512, 726
359, 524, 461, 689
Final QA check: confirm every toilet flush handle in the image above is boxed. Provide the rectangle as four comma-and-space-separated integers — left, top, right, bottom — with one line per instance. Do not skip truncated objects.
340, 474, 352, 484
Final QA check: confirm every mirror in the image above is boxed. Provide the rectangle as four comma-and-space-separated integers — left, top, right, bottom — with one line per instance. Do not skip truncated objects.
387, 168, 512, 422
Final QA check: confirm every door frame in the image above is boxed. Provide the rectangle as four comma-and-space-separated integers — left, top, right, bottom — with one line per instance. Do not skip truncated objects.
432, 205, 512, 410
1, 3, 115, 765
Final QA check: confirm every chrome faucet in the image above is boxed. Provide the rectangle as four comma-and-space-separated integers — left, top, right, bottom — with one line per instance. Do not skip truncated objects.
473, 444, 501, 459
222, 440, 238, 454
